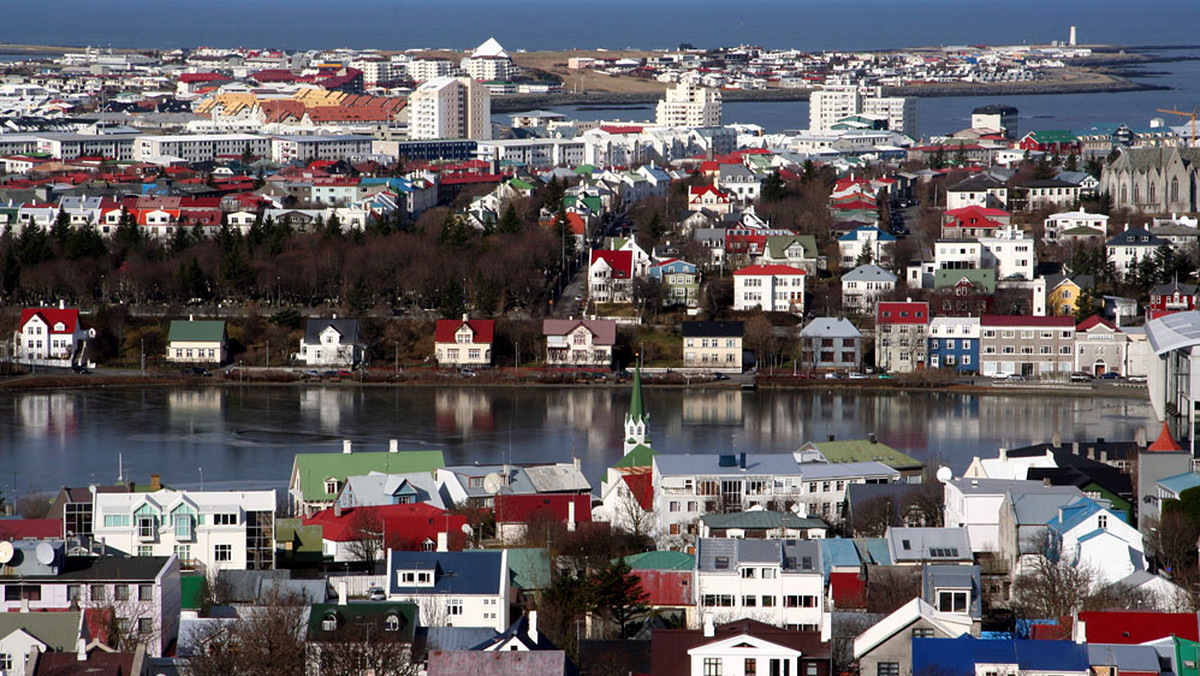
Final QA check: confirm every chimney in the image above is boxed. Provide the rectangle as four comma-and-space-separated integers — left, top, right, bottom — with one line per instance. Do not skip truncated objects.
436, 531, 448, 552
999, 447, 1007, 462
573, 457, 581, 471
188, 314, 194, 321
739, 452, 747, 470
1072, 442, 1080, 455
1043, 477, 1051, 487
528, 610, 539, 644
337, 580, 348, 606
388, 439, 398, 453
1087, 445, 1095, 460
77, 638, 87, 662
462, 313, 469, 322
703, 614, 715, 638
58, 299, 65, 310
1136, 427, 1147, 448
150, 474, 161, 491
1100, 450, 1108, 463
567, 499, 577, 532
1052, 432, 1062, 449
342, 440, 352, 454
20, 598, 29, 613
332, 313, 338, 319
868, 432, 877, 444
333, 501, 342, 518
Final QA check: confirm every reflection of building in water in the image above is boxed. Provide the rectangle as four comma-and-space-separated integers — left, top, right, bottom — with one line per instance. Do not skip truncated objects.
545, 390, 615, 436
299, 387, 356, 431
434, 389, 494, 436
18, 392, 75, 441
682, 391, 743, 425
168, 388, 226, 417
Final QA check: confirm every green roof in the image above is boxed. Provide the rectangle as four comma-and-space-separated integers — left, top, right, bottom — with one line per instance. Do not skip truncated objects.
168, 319, 226, 342
1028, 130, 1078, 143
0, 611, 81, 651
933, 268, 997, 294
181, 574, 206, 610
615, 444, 658, 468
293, 451, 446, 502
628, 366, 646, 423
508, 178, 535, 191
765, 234, 818, 260
623, 550, 695, 570
503, 548, 552, 590
573, 164, 596, 175
811, 439, 923, 470
275, 517, 325, 554
307, 601, 417, 641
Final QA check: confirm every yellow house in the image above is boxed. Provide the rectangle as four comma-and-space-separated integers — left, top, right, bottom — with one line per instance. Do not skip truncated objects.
1046, 274, 1091, 316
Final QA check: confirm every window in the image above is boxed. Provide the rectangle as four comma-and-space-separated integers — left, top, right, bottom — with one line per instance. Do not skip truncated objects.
669, 501, 680, 513
174, 545, 191, 564
938, 590, 968, 613
743, 595, 757, 607
704, 658, 723, 676
68, 585, 81, 602
0, 653, 10, 671
879, 663, 900, 676
762, 595, 776, 607
325, 479, 339, 494
114, 584, 130, 601
1098, 514, 1107, 529
913, 627, 935, 638
741, 567, 757, 579
139, 584, 154, 601
173, 514, 193, 539
322, 614, 338, 631
447, 599, 464, 616
214, 544, 232, 562
746, 658, 758, 675
212, 513, 238, 526
91, 585, 107, 601
137, 617, 153, 635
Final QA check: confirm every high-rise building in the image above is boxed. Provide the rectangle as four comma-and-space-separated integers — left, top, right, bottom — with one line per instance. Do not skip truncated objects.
655, 82, 722, 128
407, 76, 492, 140
810, 85, 917, 137
461, 37, 520, 82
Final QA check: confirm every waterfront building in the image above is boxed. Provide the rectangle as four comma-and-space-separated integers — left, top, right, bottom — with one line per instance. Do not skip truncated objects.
978, 315, 1075, 378
732, 264, 806, 314
841, 264, 896, 313
295, 317, 366, 368
542, 318, 616, 367
13, 304, 94, 368
1074, 316, 1127, 376
434, 315, 495, 368
165, 318, 227, 366
875, 301, 929, 373
407, 76, 492, 141
288, 443, 446, 516
810, 85, 915, 137
656, 82, 722, 128
799, 317, 863, 373
681, 321, 743, 372
461, 38, 519, 83
928, 316, 980, 373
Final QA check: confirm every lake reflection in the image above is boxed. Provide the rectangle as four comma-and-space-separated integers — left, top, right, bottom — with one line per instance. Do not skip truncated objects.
0, 385, 1158, 495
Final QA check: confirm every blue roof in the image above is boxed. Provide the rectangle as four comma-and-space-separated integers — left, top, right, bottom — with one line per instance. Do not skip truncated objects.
819, 538, 862, 568
838, 226, 897, 242
854, 537, 892, 565
1045, 497, 1124, 534
1158, 472, 1200, 496
388, 551, 504, 596
913, 636, 1089, 676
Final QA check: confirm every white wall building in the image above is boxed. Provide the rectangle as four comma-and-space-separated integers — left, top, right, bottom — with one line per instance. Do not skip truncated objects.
694, 538, 828, 635
1044, 211, 1108, 243
270, 134, 375, 163
461, 38, 520, 82
386, 549, 509, 631
408, 76, 492, 141
733, 264, 806, 314
656, 82, 722, 128
980, 226, 1035, 280
136, 133, 270, 163
92, 488, 276, 572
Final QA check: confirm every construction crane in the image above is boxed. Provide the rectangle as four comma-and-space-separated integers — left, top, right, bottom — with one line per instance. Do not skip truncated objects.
1157, 107, 1199, 147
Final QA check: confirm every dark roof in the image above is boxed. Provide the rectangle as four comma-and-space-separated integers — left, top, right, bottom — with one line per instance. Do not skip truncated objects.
651, 620, 829, 676
307, 601, 417, 642
22, 556, 172, 582
681, 321, 744, 338
1025, 455, 1133, 502
578, 639, 651, 676
472, 613, 566, 652
948, 174, 1006, 192
304, 317, 361, 345
1005, 439, 1141, 464
32, 646, 137, 676
388, 550, 504, 596
973, 104, 1018, 115
914, 636, 1088, 676
1022, 178, 1078, 189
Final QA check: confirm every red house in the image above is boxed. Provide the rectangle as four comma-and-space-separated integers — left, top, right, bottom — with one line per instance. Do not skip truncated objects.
1148, 280, 1197, 320
941, 205, 1012, 238
1076, 610, 1199, 644
495, 494, 591, 544
1018, 130, 1081, 155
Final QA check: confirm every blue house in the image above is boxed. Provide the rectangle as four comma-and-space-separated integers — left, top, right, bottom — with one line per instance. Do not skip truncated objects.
647, 258, 699, 307
913, 636, 1089, 676
927, 317, 980, 373
387, 550, 510, 631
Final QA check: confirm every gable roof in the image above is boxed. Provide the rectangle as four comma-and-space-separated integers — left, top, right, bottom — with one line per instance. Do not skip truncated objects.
852, 598, 973, 660
733, 263, 806, 277
591, 250, 633, 277
293, 450, 446, 502
843, 264, 897, 283
168, 319, 226, 342
681, 321, 743, 338
494, 494, 592, 526
913, 636, 1089, 676
435, 317, 495, 344
1078, 610, 1199, 643
800, 317, 862, 338
20, 307, 80, 334
388, 550, 506, 596
0, 611, 82, 652
304, 318, 360, 345
542, 319, 617, 345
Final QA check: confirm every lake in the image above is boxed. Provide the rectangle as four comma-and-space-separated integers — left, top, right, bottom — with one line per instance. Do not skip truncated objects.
0, 385, 1156, 497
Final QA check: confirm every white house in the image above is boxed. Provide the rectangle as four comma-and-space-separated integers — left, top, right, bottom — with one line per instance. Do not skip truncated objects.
386, 549, 509, 631
841, 264, 897, 312
694, 538, 828, 636
295, 317, 366, 368
1107, 226, 1170, 280
13, 304, 94, 367
434, 315, 495, 367
943, 478, 1082, 553
946, 174, 1008, 211
1044, 210, 1108, 243
1045, 497, 1146, 587
838, 227, 896, 268
733, 264, 806, 314
979, 226, 1035, 280
165, 318, 227, 365
542, 318, 617, 367
0, 612, 84, 676
91, 486, 276, 572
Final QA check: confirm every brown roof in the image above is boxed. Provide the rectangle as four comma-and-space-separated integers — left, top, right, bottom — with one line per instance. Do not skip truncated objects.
33, 647, 136, 676
651, 620, 830, 676
427, 650, 574, 676
542, 319, 617, 346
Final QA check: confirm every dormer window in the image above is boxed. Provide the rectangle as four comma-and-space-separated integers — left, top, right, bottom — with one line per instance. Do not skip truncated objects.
385, 614, 401, 631
322, 613, 338, 631
325, 479, 340, 495
937, 589, 969, 613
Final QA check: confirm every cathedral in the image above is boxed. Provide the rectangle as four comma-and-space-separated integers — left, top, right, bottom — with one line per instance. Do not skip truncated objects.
1099, 147, 1200, 214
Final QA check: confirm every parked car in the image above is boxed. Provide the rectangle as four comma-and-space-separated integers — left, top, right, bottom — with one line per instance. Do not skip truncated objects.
1069, 372, 1093, 383
460, 368, 478, 377
1127, 374, 1147, 383
849, 372, 870, 379
367, 586, 386, 601
1099, 372, 1122, 380
990, 371, 1012, 380
713, 373, 731, 381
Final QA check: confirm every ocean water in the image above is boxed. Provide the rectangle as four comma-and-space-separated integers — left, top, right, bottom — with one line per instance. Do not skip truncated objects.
0, 0, 1197, 52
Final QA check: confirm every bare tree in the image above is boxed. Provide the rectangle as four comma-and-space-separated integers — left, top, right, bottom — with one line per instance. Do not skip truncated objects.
866, 567, 921, 614
344, 507, 385, 566
1010, 532, 1096, 619
187, 586, 308, 676
612, 481, 654, 539
310, 619, 421, 676
851, 496, 898, 537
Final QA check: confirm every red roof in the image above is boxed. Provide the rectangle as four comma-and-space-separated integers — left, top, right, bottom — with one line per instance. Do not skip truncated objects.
733, 264, 806, 277
305, 503, 464, 547
831, 199, 877, 211
434, 317, 495, 344
550, 211, 586, 236
1148, 421, 1185, 452
688, 185, 729, 201
382, 504, 468, 552
591, 250, 633, 278
621, 471, 653, 511
829, 570, 867, 610
876, 301, 929, 325
945, 205, 1011, 219
494, 494, 592, 526
980, 315, 1075, 327
599, 125, 643, 134
1076, 316, 1118, 332
178, 72, 229, 83
0, 518, 60, 540
19, 307, 80, 334
1078, 610, 1198, 643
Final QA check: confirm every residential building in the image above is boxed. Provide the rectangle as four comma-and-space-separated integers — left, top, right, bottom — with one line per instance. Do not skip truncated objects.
760, 234, 822, 275
1149, 279, 1198, 319
288, 443, 446, 516
589, 250, 635, 304
270, 134, 375, 163
875, 301, 930, 373
656, 82, 722, 128
979, 226, 1035, 280
92, 486, 276, 571
943, 477, 1082, 553
928, 316, 980, 373
1100, 147, 1200, 213
1044, 497, 1145, 586
884, 527, 974, 566
435, 462, 591, 509
682, 321, 744, 372
135, 133, 270, 163
945, 174, 1008, 211
716, 164, 762, 203
693, 538, 828, 633
796, 436, 925, 481
800, 317, 863, 373
385, 549, 509, 631
841, 264, 897, 313
304, 503, 466, 560
733, 264, 806, 314
408, 76, 492, 141
164, 318, 227, 365
853, 598, 975, 676
495, 494, 590, 544
687, 185, 733, 215
912, 636, 1089, 676
1106, 226, 1170, 280
811, 84, 916, 136
1044, 210, 1108, 243
698, 511, 830, 540
307, 600, 418, 675
0, 611, 84, 676
1021, 178, 1081, 210
434, 315, 495, 367
941, 205, 1011, 239
295, 317, 366, 368
648, 258, 700, 308
651, 619, 831, 676
838, 226, 896, 268
971, 104, 1019, 138
12, 304, 93, 367
1075, 316, 1127, 375
1018, 130, 1081, 155
542, 318, 617, 367
1045, 274, 1094, 317
461, 38, 520, 82
978, 315, 1076, 378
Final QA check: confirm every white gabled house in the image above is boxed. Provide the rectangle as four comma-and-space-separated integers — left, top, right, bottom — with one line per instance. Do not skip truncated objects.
13, 304, 94, 367
295, 317, 366, 368
385, 549, 509, 631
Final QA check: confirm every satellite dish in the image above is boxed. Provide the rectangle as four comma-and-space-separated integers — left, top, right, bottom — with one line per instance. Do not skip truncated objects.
35, 542, 55, 566
0, 542, 13, 565
482, 473, 504, 495
460, 523, 473, 535
936, 466, 954, 484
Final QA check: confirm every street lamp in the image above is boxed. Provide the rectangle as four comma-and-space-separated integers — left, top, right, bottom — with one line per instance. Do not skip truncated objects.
198, 467, 204, 491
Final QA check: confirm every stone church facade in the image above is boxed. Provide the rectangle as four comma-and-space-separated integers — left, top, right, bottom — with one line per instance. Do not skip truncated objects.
1100, 147, 1200, 214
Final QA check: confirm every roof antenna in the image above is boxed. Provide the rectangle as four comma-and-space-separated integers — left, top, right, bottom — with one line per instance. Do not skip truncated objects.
117, 453, 125, 484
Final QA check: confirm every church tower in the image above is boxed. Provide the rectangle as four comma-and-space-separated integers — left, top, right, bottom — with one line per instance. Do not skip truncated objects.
623, 367, 650, 455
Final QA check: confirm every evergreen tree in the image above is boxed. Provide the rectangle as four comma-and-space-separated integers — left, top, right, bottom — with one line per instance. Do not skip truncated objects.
929, 146, 947, 170
346, 276, 371, 316
168, 221, 193, 255
113, 209, 141, 251
67, 224, 107, 260
438, 277, 465, 318
953, 143, 968, 167
591, 559, 650, 639
180, 257, 210, 301
16, 224, 53, 267
325, 212, 343, 239
760, 171, 786, 202
1, 245, 20, 297
498, 203, 522, 234
50, 209, 71, 248
1084, 156, 1103, 179
1064, 152, 1079, 172
645, 212, 667, 241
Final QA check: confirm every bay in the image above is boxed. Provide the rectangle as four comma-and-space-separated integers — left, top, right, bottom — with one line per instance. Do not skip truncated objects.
0, 386, 1156, 498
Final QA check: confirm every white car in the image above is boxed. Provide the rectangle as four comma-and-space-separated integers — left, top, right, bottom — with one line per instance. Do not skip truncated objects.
990, 371, 1011, 380
367, 586, 386, 601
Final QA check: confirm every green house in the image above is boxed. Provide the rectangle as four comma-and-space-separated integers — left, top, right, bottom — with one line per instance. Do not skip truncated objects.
166, 318, 227, 365
288, 446, 445, 516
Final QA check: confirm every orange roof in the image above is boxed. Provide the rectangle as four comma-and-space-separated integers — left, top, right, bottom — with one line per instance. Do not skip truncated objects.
1148, 421, 1184, 452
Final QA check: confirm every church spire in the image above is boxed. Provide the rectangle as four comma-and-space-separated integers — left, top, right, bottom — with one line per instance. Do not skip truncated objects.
623, 365, 649, 455
629, 366, 645, 423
